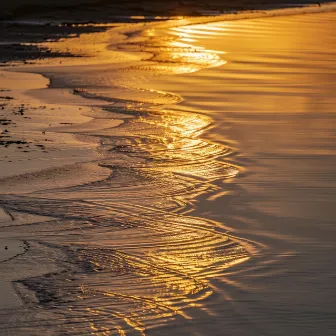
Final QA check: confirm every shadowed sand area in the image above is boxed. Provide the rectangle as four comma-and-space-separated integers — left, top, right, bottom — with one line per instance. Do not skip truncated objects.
1, 1, 332, 19
0, 5, 335, 336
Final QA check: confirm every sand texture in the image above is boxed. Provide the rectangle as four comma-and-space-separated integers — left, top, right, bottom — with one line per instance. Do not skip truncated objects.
0, 4, 335, 335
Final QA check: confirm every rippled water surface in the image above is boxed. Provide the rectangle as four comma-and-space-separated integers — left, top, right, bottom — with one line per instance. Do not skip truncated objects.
0, 9, 335, 336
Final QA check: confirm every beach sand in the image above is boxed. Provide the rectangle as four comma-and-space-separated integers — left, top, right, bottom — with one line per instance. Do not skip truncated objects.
0, 3, 335, 335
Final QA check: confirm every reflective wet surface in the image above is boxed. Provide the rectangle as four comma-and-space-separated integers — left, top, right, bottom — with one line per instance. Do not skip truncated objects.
0, 9, 335, 336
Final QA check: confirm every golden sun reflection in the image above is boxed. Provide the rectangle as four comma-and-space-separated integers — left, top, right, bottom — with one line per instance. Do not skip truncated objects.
9, 17, 248, 336
3, 8, 335, 336
35, 19, 228, 75
147, 22, 228, 73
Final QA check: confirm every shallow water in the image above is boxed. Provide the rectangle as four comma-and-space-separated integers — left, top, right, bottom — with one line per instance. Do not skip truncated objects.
0, 9, 335, 336
146, 11, 336, 335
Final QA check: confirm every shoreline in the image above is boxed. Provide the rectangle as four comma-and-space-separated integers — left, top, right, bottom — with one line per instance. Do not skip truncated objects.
0, 5, 250, 316
0, 4, 335, 334
0, 2, 335, 65
1, 2, 335, 66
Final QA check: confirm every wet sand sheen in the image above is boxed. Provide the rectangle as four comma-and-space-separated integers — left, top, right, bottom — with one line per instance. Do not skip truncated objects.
0, 7, 335, 336
0, 12, 249, 336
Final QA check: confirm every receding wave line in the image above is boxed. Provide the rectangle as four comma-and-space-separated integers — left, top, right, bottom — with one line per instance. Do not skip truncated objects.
0, 13, 251, 336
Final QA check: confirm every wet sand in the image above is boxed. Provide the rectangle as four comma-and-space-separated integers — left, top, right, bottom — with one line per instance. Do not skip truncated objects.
0, 4, 335, 336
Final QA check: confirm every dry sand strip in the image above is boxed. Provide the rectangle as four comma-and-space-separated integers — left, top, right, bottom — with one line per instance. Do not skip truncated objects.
0, 69, 119, 192
0, 70, 112, 181
0, 70, 114, 309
